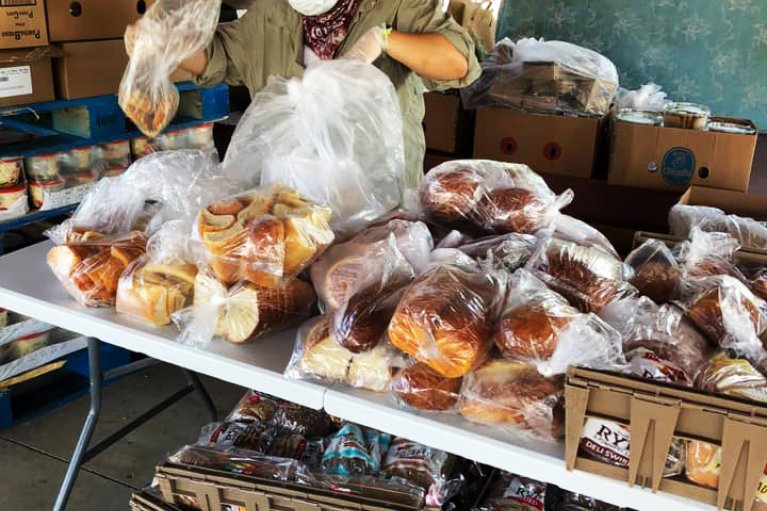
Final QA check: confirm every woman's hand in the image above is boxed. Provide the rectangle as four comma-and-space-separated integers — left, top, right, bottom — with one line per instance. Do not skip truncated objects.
343, 26, 469, 81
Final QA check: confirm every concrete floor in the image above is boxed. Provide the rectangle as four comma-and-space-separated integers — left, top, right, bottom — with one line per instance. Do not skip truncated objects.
0, 362, 245, 510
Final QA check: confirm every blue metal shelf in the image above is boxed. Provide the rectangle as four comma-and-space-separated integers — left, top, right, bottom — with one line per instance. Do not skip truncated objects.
0, 204, 77, 234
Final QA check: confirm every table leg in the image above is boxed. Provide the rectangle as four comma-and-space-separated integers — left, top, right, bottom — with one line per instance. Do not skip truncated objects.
183, 369, 218, 423
53, 337, 102, 511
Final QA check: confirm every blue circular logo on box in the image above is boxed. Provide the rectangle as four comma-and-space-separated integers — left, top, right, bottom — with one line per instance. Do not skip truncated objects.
662, 147, 695, 186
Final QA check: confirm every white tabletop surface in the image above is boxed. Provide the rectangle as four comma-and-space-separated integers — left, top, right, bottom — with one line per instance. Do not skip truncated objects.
0, 241, 717, 511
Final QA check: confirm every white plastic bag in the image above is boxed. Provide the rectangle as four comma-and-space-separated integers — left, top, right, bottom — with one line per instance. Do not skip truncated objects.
669, 204, 767, 250
119, 0, 222, 136
615, 83, 670, 112
221, 60, 405, 235
461, 38, 619, 116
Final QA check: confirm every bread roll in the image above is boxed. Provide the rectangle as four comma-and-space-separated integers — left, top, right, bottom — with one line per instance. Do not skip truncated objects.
116, 260, 197, 325
388, 264, 499, 378
686, 441, 720, 489
421, 167, 482, 230
473, 187, 548, 234
391, 363, 462, 411
630, 261, 681, 304
459, 359, 564, 439
697, 352, 767, 402
332, 283, 405, 353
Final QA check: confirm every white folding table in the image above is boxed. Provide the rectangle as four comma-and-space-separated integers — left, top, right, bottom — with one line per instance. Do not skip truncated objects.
0, 241, 716, 511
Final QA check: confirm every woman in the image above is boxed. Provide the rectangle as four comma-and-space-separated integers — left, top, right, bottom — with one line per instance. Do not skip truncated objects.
126, 0, 480, 190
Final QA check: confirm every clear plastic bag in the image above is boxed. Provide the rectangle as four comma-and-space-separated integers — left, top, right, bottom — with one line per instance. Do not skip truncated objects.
529, 236, 635, 312
683, 276, 767, 355
459, 358, 565, 440
685, 440, 721, 489
382, 437, 462, 508
221, 60, 405, 235
175, 269, 316, 345
168, 444, 312, 483
460, 38, 619, 117
196, 185, 334, 287
310, 474, 426, 509
615, 83, 670, 112
420, 160, 572, 236
478, 472, 548, 511
598, 296, 711, 381
310, 220, 433, 353
390, 362, 463, 412
496, 270, 624, 376
675, 227, 746, 281
227, 390, 280, 424
669, 204, 767, 251
625, 239, 682, 304
47, 231, 148, 307
388, 262, 506, 378
454, 232, 538, 272
697, 351, 767, 403
119, 0, 222, 136
284, 316, 404, 393
552, 214, 618, 259
270, 400, 336, 438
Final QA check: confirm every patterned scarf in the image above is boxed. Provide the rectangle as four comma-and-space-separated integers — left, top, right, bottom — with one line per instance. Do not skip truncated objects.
302, 0, 362, 61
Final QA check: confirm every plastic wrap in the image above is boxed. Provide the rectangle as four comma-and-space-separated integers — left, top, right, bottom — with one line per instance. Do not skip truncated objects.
753, 270, 767, 302
697, 352, 767, 403
227, 390, 280, 424
175, 270, 316, 345
553, 214, 618, 259
167, 444, 312, 483
196, 186, 334, 287
685, 441, 721, 489
382, 437, 461, 507
675, 228, 746, 281
119, 0, 221, 136
615, 83, 670, 112
684, 276, 767, 355
459, 359, 565, 440
202, 421, 270, 452
625, 239, 682, 304
310, 474, 426, 508
390, 362, 462, 412
311, 220, 433, 353
284, 316, 403, 392
669, 204, 767, 251
478, 472, 548, 511
529, 236, 635, 312
270, 401, 336, 438
455, 232, 538, 272
599, 296, 711, 380
578, 417, 685, 477
321, 423, 391, 476
555, 489, 622, 511
496, 270, 624, 376
461, 38, 619, 117
47, 231, 148, 307
388, 262, 505, 378
420, 160, 572, 236
221, 60, 404, 235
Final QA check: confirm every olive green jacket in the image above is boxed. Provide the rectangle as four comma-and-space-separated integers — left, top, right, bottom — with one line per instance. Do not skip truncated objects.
197, 0, 481, 189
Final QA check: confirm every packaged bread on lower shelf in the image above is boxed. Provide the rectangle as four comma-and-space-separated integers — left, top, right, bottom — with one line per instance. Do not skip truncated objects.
151, 389, 473, 511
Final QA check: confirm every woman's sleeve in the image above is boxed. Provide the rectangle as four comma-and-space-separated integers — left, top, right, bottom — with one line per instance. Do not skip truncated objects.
196, 10, 259, 87
394, 0, 481, 91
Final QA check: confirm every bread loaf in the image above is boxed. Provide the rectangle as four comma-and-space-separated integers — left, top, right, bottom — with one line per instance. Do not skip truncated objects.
473, 187, 548, 234
332, 283, 405, 353
685, 441, 720, 489
459, 359, 564, 438
391, 363, 462, 411
199, 187, 333, 286
116, 260, 197, 325
388, 264, 499, 378
421, 167, 482, 230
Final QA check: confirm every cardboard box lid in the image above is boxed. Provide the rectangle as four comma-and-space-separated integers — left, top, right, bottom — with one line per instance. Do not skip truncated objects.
0, 46, 63, 64
679, 186, 767, 220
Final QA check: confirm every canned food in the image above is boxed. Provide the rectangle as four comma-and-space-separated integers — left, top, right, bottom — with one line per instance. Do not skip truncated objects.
0, 156, 23, 187
101, 140, 131, 165
29, 179, 66, 209
707, 120, 757, 135
68, 146, 94, 170
131, 137, 157, 160
25, 152, 62, 182
616, 109, 663, 126
185, 123, 214, 149
664, 102, 710, 130
0, 183, 26, 211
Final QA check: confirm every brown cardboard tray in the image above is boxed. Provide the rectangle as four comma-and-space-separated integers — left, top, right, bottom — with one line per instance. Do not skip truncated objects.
129, 490, 182, 511
154, 462, 433, 511
565, 367, 767, 511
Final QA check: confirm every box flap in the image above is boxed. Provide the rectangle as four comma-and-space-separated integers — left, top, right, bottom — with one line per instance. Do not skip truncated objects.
0, 46, 64, 64
680, 186, 767, 220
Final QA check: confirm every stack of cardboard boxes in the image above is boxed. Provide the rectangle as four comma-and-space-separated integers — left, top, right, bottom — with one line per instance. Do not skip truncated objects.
424, 93, 760, 196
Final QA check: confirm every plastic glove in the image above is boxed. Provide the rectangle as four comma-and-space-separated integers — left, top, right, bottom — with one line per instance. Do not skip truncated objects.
342, 25, 390, 64
124, 23, 137, 56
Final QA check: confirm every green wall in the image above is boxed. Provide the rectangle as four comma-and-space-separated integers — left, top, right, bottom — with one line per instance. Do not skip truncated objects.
497, 0, 767, 129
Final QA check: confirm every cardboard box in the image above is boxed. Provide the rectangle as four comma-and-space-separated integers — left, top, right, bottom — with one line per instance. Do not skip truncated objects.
0, 0, 47, 50
423, 92, 473, 154
473, 107, 607, 179
566, 367, 767, 511
46, 0, 146, 42
0, 48, 54, 107
607, 118, 758, 192
633, 231, 767, 266
677, 185, 767, 220
53, 39, 127, 99
155, 463, 433, 511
